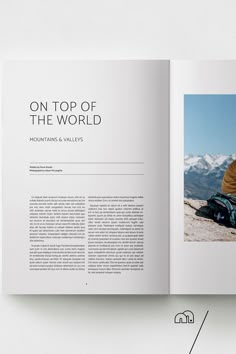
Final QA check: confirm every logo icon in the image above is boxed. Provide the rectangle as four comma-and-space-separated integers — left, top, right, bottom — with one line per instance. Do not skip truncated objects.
174, 310, 194, 324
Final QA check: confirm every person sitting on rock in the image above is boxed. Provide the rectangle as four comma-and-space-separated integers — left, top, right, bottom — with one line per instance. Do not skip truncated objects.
222, 160, 236, 196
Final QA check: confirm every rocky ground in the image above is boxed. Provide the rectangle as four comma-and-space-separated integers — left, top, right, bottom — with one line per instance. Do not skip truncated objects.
184, 198, 236, 241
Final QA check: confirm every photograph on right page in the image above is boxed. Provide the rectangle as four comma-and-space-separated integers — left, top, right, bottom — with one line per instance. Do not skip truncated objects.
184, 94, 236, 241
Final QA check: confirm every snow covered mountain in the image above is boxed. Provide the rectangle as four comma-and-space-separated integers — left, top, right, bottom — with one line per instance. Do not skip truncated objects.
184, 154, 236, 200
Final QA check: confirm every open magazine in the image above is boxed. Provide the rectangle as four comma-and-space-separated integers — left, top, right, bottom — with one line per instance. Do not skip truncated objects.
3, 60, 236, 294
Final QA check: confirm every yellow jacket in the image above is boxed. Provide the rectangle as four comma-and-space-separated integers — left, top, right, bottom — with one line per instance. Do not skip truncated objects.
222, 160, 236, 196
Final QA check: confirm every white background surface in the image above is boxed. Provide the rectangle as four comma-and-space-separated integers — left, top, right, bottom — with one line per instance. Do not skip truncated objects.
1, 0, 236, 353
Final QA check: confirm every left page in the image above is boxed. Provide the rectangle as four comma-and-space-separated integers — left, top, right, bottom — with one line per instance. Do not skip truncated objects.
3, 60, 169, 294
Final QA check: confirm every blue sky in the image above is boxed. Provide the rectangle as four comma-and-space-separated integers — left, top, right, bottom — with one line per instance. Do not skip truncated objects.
184, 94, 236, 155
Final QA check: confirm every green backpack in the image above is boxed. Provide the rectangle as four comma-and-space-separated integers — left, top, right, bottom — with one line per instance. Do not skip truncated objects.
207, 192, 236, 227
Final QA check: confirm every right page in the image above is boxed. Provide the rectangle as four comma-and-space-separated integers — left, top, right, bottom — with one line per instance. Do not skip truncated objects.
170, 61, 236, 294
